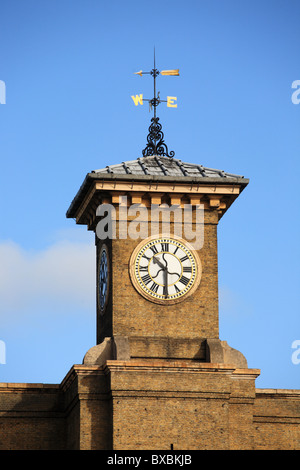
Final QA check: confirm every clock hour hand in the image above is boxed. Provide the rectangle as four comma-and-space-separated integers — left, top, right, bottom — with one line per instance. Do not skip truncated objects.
153, 256, 168, 297
153, 255, 165, 270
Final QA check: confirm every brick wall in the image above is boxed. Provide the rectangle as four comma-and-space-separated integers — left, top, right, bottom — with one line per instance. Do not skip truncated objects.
253, 389, 300, 450
108, 361, 259, 450
97, 207, 220, 351
0, 365, 299, 450
0, 383, 65, 450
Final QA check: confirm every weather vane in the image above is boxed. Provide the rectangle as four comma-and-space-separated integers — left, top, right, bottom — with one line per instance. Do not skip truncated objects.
131, 50, 179, 158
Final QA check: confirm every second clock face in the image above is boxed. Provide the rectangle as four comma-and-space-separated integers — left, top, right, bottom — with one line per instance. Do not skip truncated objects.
130, 237, 201, 304
99, 244, 109, 314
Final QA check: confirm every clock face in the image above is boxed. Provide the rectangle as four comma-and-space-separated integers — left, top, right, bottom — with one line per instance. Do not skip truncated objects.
98, 244, 109, 314
130, 236, 201, 304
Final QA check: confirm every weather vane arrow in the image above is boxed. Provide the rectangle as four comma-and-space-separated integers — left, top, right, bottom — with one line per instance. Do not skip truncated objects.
131, 50, 179, 158
134, 69, 179, 77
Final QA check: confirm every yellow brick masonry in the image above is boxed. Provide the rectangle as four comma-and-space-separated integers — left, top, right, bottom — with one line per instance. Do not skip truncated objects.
0, 362, 299, 449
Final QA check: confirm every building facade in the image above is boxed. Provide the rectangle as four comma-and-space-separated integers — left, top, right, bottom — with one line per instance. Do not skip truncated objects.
0, 155, 299, 450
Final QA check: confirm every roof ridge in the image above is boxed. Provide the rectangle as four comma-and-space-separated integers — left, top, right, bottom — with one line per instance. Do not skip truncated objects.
91, 156, 244, 179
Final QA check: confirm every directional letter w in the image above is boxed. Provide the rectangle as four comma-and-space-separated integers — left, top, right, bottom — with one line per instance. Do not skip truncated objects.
131, 94, 143, 106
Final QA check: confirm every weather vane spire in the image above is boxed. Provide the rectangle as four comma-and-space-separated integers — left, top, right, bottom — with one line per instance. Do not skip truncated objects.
131, 50, 179, 158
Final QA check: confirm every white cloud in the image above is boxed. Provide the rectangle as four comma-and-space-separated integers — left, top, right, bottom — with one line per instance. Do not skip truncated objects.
219, 285, 253, 319
0, 239, 95, 323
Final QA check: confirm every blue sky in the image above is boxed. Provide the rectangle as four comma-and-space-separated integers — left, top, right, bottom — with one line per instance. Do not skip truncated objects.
0, 0, 299, 389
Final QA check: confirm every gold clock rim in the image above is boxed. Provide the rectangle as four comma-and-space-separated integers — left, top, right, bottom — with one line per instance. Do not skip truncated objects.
129, 234, 202, 305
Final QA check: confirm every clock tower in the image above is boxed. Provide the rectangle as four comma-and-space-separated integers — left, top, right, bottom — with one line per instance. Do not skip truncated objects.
65, 58, 263, 449
0, 55, 298, 451
67, 156, 249, 366
66, 155, 262, 450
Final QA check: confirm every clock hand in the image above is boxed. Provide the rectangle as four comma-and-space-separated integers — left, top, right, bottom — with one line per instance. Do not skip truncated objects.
161, 254, 181, 278
162, 253, 169, 268
153, 256, 168, 296
163, 268, 168, 298
153, 255, 165, 270
165, 270, 180, 278
151, 267, 164, 280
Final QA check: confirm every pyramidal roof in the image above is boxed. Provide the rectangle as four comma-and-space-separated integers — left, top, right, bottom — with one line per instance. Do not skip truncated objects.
66, 155, 248, 219
92, 155, 244, 180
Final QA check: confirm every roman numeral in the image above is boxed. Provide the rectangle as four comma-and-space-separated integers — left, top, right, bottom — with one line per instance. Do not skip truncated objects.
141, 274, 151, 285
173, 246, 179, 255
139, 266, 149, 272
180, 255, 189, 263
150, 245, 159, 255
161, 242, 169, 252
179, 276, 190, 286
174, 284, 180, 293
183, 266, 192, 273
149, 281, 159, 293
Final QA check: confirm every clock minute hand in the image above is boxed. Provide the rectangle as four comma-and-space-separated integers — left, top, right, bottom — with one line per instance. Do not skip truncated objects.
163, 268, 168, 298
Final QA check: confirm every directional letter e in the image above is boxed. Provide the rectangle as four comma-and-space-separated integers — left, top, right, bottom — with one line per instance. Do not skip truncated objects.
167, 96, 177, 108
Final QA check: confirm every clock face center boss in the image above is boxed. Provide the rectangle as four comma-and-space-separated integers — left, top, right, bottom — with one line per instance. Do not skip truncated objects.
129, 236, 202, 305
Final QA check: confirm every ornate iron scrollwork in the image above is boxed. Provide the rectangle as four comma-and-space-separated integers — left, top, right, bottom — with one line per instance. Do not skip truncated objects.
133, 51, 177, 158
142, 117, 175, 158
